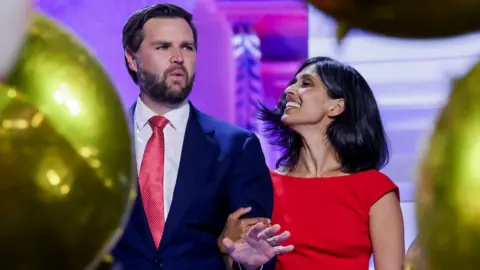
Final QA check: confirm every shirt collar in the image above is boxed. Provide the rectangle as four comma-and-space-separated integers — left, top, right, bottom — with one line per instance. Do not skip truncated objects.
134, 97, 190, 132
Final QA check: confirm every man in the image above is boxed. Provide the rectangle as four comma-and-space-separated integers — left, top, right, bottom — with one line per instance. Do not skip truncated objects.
111, 4, 291, 270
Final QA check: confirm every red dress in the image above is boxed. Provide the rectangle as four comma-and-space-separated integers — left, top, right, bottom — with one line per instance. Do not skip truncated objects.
271, 169, 399, 270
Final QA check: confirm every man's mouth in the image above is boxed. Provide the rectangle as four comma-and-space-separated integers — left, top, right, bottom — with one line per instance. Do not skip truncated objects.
169, 70, 185, 78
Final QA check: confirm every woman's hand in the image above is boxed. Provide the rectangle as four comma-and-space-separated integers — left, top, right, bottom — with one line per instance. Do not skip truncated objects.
222, 222, 294, 269
218, 207, 270, 254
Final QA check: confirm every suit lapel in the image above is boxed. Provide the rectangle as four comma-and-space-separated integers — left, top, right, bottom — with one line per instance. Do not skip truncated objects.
121, 193, 156, 256
127, 103, 135, 133
158, 104, 217, 253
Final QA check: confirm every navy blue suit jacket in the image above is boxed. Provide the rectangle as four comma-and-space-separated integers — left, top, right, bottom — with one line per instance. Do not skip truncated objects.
111, 102, 274, 270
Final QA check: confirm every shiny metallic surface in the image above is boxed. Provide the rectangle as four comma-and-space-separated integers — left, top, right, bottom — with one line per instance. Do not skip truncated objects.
309, 0, 480, 38
1, 12, 135, 270
417, 61, 480, 269
404, 237, 426, 270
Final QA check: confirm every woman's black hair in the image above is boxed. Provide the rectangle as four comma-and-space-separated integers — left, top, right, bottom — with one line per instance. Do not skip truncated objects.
258, 56, 389, 173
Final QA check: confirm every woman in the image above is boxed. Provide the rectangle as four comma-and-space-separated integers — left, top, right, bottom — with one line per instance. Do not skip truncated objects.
259, 56, 405, 269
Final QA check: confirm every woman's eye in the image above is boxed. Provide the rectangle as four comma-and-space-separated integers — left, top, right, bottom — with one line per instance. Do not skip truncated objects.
301, 81, 311, 87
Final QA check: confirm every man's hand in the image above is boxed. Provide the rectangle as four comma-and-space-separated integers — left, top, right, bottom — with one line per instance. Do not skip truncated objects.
222, 222, 294, 269
218, 207, 270, 254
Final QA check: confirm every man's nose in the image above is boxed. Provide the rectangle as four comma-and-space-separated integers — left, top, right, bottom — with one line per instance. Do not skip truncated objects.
170, 49, 184, 64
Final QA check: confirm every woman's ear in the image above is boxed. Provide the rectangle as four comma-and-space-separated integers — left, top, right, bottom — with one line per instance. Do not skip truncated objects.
327, 99, 344, 117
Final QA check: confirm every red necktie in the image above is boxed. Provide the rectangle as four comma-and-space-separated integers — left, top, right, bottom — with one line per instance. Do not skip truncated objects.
139, 115, 169, 248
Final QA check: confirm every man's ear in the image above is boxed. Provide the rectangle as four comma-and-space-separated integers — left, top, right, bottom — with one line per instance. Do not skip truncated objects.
125, 49, 138, 72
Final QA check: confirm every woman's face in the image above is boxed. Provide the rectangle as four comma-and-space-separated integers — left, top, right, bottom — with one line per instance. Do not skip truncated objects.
281, 64, 344, 128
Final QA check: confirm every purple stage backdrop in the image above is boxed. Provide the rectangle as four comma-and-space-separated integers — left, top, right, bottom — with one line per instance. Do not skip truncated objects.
37, 0, 236, 123
35, 0, 309, 168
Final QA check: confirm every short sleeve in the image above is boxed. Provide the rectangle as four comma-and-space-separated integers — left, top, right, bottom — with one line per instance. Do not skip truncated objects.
362, 170, 400, 209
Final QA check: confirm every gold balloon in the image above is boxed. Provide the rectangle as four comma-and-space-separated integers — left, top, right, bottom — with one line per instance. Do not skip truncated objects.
308, 0, 480, 39
404, 237, 426, 270
416, 60, 480, 270
1, 12, 135, 270
95, 254, 117, 270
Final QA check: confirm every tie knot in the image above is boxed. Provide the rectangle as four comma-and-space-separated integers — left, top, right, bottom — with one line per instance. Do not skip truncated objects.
149, 115, 169, 129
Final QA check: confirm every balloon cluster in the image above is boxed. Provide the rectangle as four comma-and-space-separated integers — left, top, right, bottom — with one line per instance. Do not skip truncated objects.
307, 1, 480, 269
0, 4, 135, 270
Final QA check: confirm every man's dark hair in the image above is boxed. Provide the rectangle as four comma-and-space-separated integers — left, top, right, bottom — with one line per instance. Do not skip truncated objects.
122, 4, 198, 85
258, 56, 390, 173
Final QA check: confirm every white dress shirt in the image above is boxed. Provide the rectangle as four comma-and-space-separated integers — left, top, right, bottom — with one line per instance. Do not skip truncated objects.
134, 97, 190, 220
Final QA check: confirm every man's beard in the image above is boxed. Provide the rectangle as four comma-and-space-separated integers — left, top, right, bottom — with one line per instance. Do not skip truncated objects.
137, 66, 194, 106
